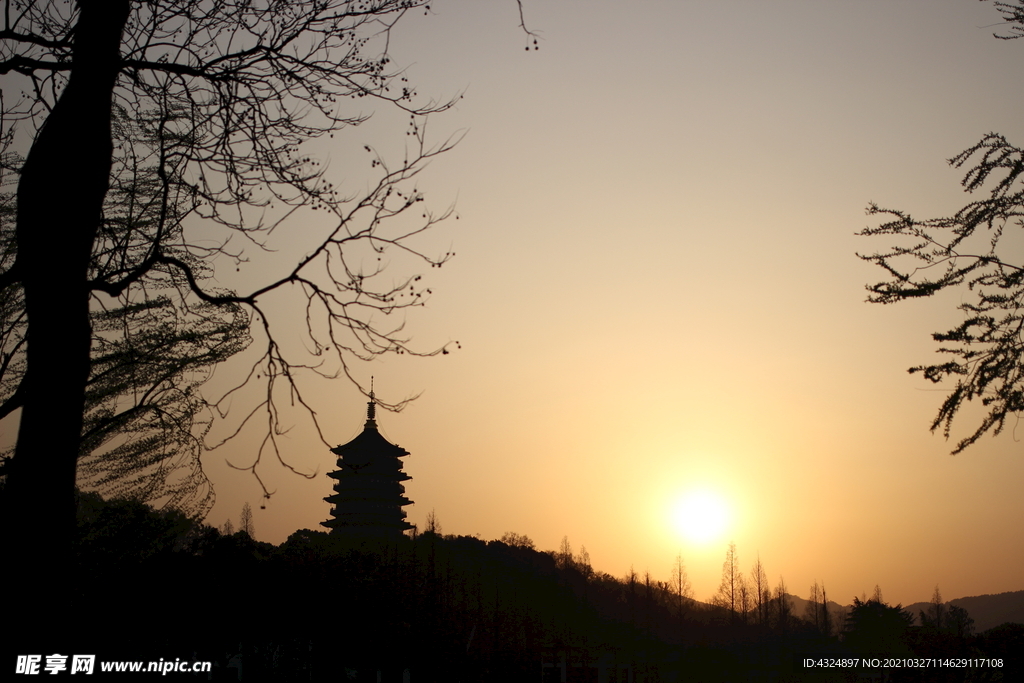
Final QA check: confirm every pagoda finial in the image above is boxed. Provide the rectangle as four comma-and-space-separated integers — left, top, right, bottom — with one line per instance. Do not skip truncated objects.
366, 376, 377, 427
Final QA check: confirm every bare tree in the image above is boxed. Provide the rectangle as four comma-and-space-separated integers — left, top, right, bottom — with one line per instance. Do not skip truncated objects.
626, 566, 638, 628
499, 531, 535, 550
0, 0, 534, 588
773, 576, 792, 633
558, 535, 574, 571
751, 555, 769, 627
575, 544, 593, 581
643, 570, 655, 637
921, 585, 946, 630
806, 580, 832, 636
425, 508, 442, 536
737, 573, 751, 625
239, 501, 255, 539
670, 552, 693, 621
806, 581, 823, 626
713, 542, 740, 619
807, 581, 822, 630
859, 1, 1024, 454
820, 583, 832, 637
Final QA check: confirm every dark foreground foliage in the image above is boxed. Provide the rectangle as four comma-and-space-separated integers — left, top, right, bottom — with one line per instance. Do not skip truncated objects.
11, 493, 1017, 682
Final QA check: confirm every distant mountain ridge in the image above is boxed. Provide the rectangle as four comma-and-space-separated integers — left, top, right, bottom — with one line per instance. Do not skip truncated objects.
692, 589, 1019, 634
902, 591, 1024, 633
793, 590, 1024, 633
786, 593, 849, 624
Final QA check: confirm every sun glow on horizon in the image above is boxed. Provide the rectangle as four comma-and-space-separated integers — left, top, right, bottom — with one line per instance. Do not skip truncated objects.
671, 489, 731, 546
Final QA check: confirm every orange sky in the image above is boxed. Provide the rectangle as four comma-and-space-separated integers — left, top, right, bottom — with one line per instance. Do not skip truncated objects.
36, 0, 1024, 609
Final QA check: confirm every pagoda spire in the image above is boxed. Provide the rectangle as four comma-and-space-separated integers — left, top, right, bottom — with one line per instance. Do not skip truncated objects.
365, 376, 377, 428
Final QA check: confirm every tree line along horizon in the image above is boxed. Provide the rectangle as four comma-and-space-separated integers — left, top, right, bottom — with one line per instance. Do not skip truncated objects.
218, 495, 982, 636
1, 0, 1023, 651
59, 489, 1020, 680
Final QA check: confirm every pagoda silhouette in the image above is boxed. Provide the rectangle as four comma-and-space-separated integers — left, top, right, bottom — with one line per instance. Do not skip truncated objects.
321, 389, 414, 538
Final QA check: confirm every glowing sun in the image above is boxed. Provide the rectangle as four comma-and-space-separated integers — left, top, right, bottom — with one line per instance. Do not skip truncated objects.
671, 490, 730, 545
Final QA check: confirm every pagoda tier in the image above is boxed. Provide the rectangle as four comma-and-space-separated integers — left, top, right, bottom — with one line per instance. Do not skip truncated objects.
321, 394, 414, 537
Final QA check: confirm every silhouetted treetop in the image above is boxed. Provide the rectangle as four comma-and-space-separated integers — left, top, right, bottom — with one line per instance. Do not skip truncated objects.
844, 597, 914, 655
859, 4, 1024, 453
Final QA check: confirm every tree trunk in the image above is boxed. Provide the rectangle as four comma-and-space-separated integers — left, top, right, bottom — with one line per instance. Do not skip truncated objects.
4, 0, 130, 639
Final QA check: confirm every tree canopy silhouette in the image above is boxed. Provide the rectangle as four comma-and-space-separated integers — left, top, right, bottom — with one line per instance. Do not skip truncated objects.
843, 597, 914, 655
859, 1, 1024, 454
0, 0, 535, 609
1, 155, 251, 521
1, 99, 258, 515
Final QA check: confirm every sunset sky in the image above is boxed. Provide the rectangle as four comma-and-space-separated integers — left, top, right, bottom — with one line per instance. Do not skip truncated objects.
195, 0, 1024, 609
